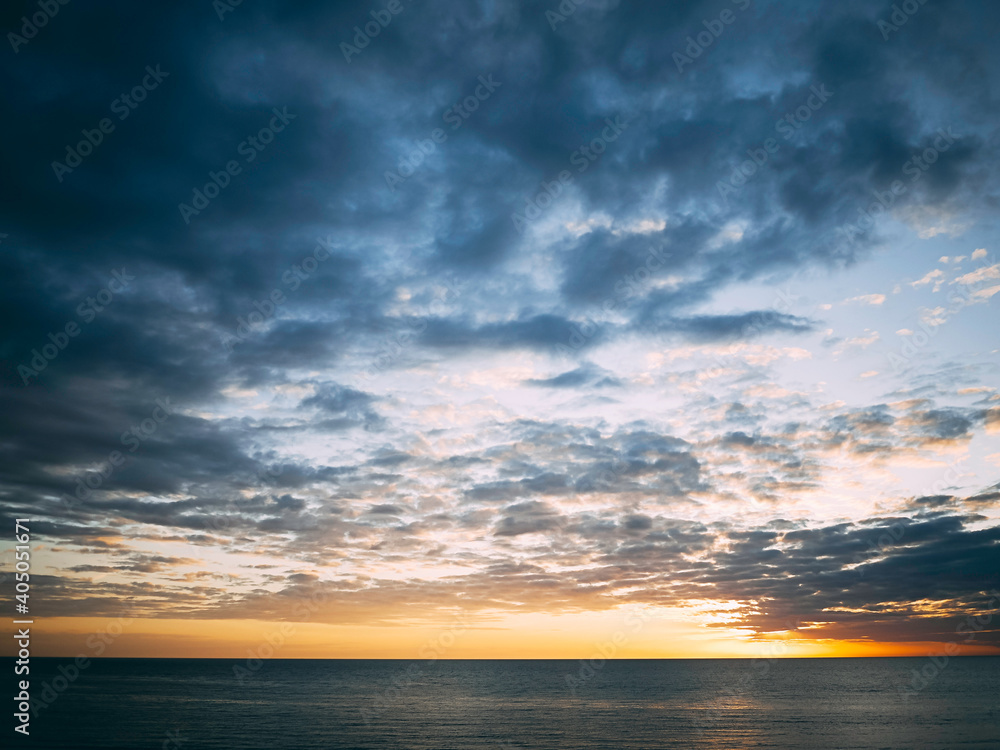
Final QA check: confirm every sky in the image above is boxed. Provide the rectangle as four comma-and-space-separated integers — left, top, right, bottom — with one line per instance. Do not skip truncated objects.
1, 0, 999, 660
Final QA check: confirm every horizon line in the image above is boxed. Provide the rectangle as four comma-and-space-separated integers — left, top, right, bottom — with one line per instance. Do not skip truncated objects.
6, 654, 1000, 660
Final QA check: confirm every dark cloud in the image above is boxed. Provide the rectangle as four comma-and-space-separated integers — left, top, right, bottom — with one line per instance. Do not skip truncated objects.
300, 383, 383, 431
640, 311, 816, 341
524, 363, 622, 388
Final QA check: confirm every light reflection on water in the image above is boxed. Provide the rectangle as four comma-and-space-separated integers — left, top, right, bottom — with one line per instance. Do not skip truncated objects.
9, 656, 1000, 749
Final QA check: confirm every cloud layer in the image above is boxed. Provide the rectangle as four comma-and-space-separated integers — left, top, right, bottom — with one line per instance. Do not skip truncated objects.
1, 0, 998, 652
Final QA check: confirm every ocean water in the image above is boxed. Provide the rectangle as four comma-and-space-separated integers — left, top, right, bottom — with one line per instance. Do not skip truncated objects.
5, 657, 999, 749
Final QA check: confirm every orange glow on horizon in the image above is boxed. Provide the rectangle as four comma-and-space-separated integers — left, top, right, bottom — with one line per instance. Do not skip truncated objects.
9, 616, 999, 660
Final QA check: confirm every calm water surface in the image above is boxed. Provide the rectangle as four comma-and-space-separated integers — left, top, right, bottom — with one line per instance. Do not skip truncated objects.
6, 657, 999, 749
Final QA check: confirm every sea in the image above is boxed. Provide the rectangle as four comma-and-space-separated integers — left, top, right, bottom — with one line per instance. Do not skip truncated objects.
5, 657, 999, 749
